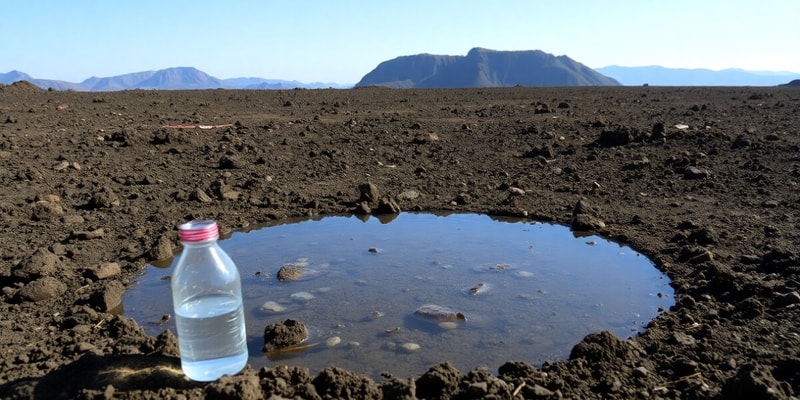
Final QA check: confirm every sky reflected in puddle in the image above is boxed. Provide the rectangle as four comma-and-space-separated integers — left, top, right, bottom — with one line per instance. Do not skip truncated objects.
124, 213, 673, 378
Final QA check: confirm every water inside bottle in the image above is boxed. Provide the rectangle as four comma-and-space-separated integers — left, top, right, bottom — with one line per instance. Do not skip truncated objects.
174, 294, 247, 381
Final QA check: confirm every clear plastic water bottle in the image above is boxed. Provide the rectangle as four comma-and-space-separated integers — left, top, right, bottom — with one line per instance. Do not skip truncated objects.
171, 220, 248, 381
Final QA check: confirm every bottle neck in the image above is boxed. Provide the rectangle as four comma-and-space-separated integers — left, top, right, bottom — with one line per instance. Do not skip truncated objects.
181, 238, 219, 247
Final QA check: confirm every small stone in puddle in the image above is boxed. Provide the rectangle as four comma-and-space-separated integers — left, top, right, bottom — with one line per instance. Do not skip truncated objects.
438, 321, 459, 330
414, 304, 467, 322
260, 301, 286, 313
290, 291, 315, 301
401, 342, 421, 352
277, 264, 306, 281
468, 282, 488, 295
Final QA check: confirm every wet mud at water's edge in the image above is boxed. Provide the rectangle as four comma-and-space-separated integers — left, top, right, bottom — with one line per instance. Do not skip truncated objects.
0, 83, 799, 399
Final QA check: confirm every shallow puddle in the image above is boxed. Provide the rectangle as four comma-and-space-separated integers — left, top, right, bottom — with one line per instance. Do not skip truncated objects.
124, 213, 673, 378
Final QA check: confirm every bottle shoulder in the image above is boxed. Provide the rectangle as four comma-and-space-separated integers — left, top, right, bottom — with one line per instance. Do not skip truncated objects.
172, 245, 240, 279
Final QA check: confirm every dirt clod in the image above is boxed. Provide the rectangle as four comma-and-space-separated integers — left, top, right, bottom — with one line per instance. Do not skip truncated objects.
263, 319, 309, 352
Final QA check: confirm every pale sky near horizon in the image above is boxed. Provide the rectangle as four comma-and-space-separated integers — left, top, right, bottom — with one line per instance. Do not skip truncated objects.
3, 0, 798, 84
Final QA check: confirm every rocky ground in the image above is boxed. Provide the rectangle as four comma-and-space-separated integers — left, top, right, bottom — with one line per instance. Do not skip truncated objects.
0, 82, 798, 399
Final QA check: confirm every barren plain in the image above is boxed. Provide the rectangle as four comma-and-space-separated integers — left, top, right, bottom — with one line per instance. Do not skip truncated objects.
0, 83, 798, 399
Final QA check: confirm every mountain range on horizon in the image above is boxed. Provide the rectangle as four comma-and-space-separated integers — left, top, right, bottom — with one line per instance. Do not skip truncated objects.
2, 48, 799, 91
595, 65, 800, 86
0, 68, 350, 92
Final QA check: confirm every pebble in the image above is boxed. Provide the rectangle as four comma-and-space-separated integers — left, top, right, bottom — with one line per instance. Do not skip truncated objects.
326, 336, 341, 347
193, 188, 213, 203
71, 228, 106, 240
290, 292, 315, 301
515, 271, 534, 278
672, 332, 697, 346
260, 301, 287, 313
396, 189, 420, 200
529, 384, 553, 397
739, 254, 761, 264
684, 166, 709, 179
776, 291, 800, 307
438, 321, 458, 330
91, 262, 121, 280
61, 215, 85, 225
36, 194, 61, 203
54, 160, 71, 171
468, 282, 488, 295
277, 264, 306, 281
400, 342, 421, 352
633, 366, 649, 377
508, 187, 526, 195
370, 311, 384, 319
76, 342, 96, 352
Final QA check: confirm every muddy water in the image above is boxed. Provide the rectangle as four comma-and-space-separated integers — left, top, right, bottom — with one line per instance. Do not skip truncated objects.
124, 213, 673, 378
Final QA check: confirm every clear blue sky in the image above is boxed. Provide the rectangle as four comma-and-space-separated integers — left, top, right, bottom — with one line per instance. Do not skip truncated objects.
3, 0, 798, 83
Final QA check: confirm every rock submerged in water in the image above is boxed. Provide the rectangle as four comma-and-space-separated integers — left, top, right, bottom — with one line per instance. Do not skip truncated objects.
277, 264, 306, 281
260, 300, 287, 313
414, 304, 467, 322
467, 282, 489, 295
262, 319, 308, 353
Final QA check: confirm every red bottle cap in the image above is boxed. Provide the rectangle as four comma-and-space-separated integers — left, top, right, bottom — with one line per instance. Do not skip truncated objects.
179, 220, 219, 242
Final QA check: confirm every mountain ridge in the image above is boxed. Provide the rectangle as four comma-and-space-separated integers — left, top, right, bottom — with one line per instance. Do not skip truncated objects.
596, 65, 800, 86
3, 56, 799, 91
0, 68, 350, 91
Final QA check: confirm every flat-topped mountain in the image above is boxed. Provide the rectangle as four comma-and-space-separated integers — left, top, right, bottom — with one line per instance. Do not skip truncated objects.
355, 48, 620, 88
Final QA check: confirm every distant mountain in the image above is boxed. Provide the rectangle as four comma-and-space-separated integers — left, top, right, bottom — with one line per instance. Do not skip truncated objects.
0, 68, 352, 91
0, 70, 33, 82
223, 77, 345, 90
596, 66, 800, 86
780, 79, 800, 87
81, 71, 161, 91
0, 70, 83, 91
137, 67, 226, 90
356, 48, 620, 88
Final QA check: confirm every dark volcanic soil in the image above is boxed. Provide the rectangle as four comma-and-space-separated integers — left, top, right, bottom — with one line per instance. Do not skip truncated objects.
1, 82, 799, 399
